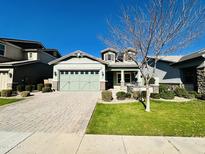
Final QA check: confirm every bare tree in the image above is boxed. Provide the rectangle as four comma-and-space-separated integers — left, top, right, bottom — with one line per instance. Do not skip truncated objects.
101, 0, 205, 112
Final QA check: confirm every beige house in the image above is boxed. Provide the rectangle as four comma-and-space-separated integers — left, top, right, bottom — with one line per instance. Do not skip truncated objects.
49, 48, 147, 91
0, 38, 61, 90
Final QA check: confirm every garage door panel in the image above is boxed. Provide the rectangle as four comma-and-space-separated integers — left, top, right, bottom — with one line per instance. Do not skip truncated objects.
0, 72, 9, 90
89, 81, 99, 91
59, 70, 100, 91
79, 81, 90, 91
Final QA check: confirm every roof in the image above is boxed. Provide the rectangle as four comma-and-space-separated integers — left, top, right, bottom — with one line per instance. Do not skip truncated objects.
23, 48, 61, 58
108, 62, 138, 68
124, 48, 136, 53
49, 50, 107, 65
0, 60, 39, 67
148, 56, 182, 63
176, 49, 205, 63
0, 38, 44, 49
100, 48, 118, 54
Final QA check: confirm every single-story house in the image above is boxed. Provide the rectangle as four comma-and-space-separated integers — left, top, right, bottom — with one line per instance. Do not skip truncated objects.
0, 38, 61, 90
49, 48, 205, 93
49, 49, 148, 91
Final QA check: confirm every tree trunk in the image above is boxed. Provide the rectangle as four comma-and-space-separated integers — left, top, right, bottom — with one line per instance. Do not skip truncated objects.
145, 84, 151, 112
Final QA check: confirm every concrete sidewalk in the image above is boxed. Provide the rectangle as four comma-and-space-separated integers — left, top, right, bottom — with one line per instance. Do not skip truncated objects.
0, 131, 204, 154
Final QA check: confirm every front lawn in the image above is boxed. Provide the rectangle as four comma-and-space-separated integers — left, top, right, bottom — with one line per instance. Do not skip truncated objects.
86, 100, 205, 136
0, 98, 21, 106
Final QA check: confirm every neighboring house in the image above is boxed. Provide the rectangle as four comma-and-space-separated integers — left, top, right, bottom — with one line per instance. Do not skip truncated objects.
49, 48, 205, 93
171, 49, 205, 93
149, 49, 205, 93
0, 38, 61, 90
148, 56, 183, 86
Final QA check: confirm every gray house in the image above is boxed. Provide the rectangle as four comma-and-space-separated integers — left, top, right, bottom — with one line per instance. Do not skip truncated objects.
0, 38, 61, 90
172, 50, 205, 93
49, 48, 205, 93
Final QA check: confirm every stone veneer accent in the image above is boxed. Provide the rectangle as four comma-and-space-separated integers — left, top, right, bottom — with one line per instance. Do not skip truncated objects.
197, 67, 205, 93
100, 81, 106, 90
52, 81, 59, 91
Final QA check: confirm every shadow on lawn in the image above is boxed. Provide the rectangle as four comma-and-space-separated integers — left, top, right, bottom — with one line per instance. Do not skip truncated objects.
139, 99, 146, 109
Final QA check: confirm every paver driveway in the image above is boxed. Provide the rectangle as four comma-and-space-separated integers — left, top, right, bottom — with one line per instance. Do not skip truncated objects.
0, 92, 99, 135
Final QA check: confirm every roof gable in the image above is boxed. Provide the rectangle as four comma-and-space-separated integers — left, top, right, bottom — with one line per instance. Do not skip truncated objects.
49, 50, 107, 65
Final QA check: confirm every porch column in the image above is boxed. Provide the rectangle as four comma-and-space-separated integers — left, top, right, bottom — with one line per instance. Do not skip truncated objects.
136, 70, 142, 86
121, 70, 125, 87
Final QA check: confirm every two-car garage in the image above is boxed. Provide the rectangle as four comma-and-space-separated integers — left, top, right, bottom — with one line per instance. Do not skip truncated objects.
49, 50, 106, 92
59, 70, 100, 91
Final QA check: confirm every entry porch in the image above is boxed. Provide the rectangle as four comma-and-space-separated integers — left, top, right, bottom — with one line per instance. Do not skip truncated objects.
106, 68, 143, 90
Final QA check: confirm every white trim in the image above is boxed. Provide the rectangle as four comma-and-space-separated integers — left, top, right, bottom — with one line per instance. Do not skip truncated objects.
0, 69, 10, 71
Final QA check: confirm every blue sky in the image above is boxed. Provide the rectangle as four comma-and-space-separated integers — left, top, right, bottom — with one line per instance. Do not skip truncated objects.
0, 0, 205, 57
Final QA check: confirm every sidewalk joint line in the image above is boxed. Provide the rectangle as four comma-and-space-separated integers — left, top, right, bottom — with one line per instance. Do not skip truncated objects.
121, 136, 128, 154
75, 134, 85, 154
4, 131, 36, 154
167, 138, 180, 152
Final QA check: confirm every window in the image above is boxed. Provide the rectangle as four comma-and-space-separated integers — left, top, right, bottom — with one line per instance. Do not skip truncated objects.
104, 53, 115, 61
0, 43, 5, 56
125, 73, 131, 83
29, 52, 32, 58
117, 74, 121, 83
117, 73, 131, 83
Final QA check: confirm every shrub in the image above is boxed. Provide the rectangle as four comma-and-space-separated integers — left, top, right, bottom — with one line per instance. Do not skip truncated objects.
174, 87, 189, 98
116, 91, 127, 100
196, 94, 205, 100
133, 91, 140, 99
188, 91, 198, 98
160, 91, 175, 99
0, 91, 1, 96
25, 85, 32, 92
32, 85, 36, 91
37, 83, 44, 91
1, 89, 12, 97
141, 91, 147, 98
16, 85, 24, 92
186, 94, 195, 99
200, 94, 205, 100
159, 84, 169, 93
101, 90, 112, 102
42, 87, 52, 93
150, 93, 160, 99
126, 93, 132, 98
44, 83, 52, 88
20, 91, 30, 97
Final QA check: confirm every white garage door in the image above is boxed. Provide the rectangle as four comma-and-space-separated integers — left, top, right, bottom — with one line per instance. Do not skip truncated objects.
0, 71, 9, 90
59, 70, 100, 91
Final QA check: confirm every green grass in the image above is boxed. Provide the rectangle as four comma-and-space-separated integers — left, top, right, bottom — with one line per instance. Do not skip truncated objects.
0, 98, 21, 106
86, 100, 205, 137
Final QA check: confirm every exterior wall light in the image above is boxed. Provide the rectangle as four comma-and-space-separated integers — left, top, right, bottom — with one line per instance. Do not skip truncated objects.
9, 73, 12, 78
54, 71, 57, 76
102, 71, 104, 76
